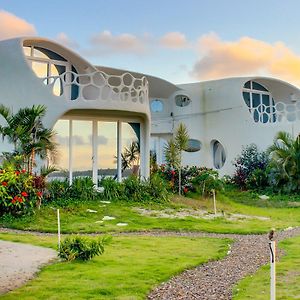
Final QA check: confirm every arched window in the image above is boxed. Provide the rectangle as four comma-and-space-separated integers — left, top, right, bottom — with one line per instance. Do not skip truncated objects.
23, 46, 72, 97
242, 80, 276, 123
212, 140, 226, 169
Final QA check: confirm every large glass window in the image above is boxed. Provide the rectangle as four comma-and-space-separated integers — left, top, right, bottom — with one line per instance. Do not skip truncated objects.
51, 118, 141, 184
97, 122, 117, 178
242, 80, 276, 123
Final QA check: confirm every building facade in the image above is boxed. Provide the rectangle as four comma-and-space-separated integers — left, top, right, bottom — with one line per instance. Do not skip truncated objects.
1, 37, 300, 179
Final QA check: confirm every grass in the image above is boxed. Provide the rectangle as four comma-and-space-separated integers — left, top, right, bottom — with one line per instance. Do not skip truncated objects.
233, 235, 300, 299
0, 232, 230, 300
1, 188, 299, 234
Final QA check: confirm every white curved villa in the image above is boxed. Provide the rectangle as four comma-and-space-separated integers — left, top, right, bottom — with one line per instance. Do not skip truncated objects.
1, 36, 300, 181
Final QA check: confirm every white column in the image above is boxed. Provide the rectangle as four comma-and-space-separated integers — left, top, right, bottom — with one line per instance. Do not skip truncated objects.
92, 120, 98, 186
117, 121, 122, 182
139, 120, 150, 179
68, 119, 73, 185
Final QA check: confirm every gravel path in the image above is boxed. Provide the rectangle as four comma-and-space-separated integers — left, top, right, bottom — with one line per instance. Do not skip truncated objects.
1, 227, 300, 299
147, 227, 300, 300
0, 240, 57, 295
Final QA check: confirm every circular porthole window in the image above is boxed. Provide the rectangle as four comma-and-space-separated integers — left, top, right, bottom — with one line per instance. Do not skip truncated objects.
151, 99, 164, 112
185, 139, 202, 152
211, 140, 226, 169
175, 95, 191, 107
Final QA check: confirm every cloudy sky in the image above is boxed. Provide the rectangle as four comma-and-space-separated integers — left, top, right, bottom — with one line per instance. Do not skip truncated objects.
1, 0, 300, 86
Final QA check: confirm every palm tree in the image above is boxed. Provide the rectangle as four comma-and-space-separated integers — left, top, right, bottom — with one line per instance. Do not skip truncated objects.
0, 104, 27, 151
164, 123, 189, 195
174, 123, 189, 195
268, 131, 300, 190
164, 138, 179, 169
0, 104, 57, 172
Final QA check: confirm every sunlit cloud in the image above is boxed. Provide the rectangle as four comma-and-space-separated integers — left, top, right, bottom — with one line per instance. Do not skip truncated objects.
0, 10, 36, 40
190, 32, 300, 87
85, 30, 149, 56
56, 32, 79, 50
160, 32, 189, 49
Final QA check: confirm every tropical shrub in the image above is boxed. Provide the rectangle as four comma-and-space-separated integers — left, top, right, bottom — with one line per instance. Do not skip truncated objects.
58, 235, 111, 261
100, 177, 124, 201
267, 131, 300, 193
45, 177, 101, 205
192, 169, 224, 197
100, 175, 169, 203
232, 144, 269, 189
146, 173, 169, 202
158, 164, 211, 194
0, 167, 40, 216
123, 175, 148, 202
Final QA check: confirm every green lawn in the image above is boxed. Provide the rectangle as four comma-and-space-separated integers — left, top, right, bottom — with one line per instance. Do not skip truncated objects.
233, 235, 300, 299
1, 190, 299, 234
0, 233, 230, 300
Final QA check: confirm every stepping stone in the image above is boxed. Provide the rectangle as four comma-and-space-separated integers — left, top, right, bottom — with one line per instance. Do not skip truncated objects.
95, 221, 104, 224
259, 195, 269, 200
86, 209, 97, 213
102, 216, 115, 221
100, 201, 111, 204
116, 223, 128, 226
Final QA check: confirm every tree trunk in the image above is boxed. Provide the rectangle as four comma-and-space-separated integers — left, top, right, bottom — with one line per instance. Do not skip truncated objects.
179, 151, 182, 195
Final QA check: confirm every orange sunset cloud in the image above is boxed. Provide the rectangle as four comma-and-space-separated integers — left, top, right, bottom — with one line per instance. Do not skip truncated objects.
191, 33, 300, 87
0, 10, 36, 40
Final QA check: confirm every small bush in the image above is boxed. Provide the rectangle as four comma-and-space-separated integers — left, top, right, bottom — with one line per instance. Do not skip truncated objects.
0, 167, 40, 216
232, 144, 269, 189
58, 235, 111, 261
100, 177, 124, 201
158, 165, 210, 193
146, 173, 169, 202
192, 169, 224, 197
100, 175, 169, 203
45, 177, 100, 206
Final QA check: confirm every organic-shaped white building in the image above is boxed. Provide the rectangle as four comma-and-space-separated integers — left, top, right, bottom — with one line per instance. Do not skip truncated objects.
1, 37, 300, 180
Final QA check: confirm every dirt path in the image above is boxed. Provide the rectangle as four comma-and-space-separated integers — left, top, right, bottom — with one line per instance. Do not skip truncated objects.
0, 240, 57, 295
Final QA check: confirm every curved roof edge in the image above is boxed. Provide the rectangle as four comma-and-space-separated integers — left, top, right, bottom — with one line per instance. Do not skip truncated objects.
3, 36, 97, 73
179, 76, 300, 90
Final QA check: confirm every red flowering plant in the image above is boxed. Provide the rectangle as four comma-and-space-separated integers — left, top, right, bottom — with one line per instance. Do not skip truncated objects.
157, 164, 207, 194
0, 166, 39, 216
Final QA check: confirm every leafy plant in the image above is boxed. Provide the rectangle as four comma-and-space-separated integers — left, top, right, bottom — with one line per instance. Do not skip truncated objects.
58, 235, 111, 261
0, 167, 40, 216
192, 169, 224, 197
267, 131, 300, 193
100, 177, 123, 201
232, 144, 269, 189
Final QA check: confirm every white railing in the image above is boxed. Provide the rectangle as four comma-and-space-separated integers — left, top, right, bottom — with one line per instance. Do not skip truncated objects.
43, 70, 148, 104
249, 101, 300, 123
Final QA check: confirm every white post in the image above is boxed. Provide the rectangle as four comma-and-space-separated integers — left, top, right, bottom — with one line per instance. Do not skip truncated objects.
117, 121, 122, 182
68, 120, 73, 185
270, 240, 276, 300
57, 209, 61, 251
212, 189, 217, 215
